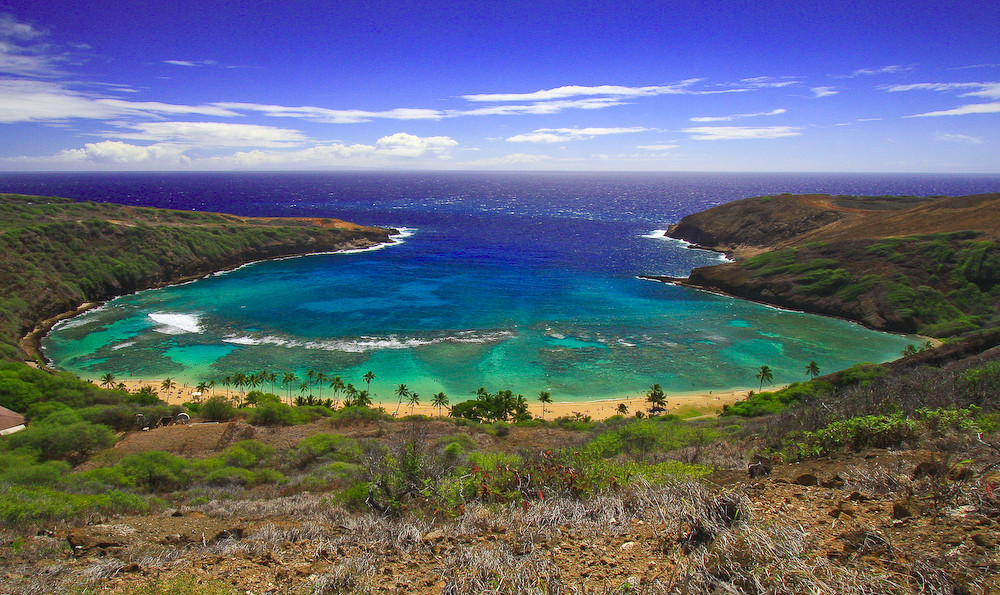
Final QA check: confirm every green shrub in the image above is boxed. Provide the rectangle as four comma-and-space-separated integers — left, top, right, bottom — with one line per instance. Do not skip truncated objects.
200, 396, 235, 421
116, 451, 190, 492
3, 418, 115, 463
0, 485, 154, 526
0, 453, 70, 486
296, 433, 360, 465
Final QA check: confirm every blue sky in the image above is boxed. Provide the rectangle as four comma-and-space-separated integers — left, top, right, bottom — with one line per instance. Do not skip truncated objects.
1, 0, 998, 172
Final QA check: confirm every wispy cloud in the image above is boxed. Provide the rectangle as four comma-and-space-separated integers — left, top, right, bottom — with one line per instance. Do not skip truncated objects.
884, 82, 1000, 99
734, 76, 800, 88
212, 102, 444, 124
105, 121, 308, 147
506, 127, 649, 143
811, 86, 838, 98
690, 108, 786, 122
0, 13, 65, 77
846, 65, 912, 77
0, 79, 243, 123
935, 132, 983, 144
683, 126, 802, 140
636, 144, 679, 151
458, 153, 553, 168
462, 81, 702, 102
906, 102, 1000, 117
18, 132, 459, 168
164, 59, 218, 67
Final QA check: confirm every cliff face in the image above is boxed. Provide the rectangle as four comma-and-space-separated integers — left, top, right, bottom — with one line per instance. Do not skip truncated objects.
0, 194, 395, 360
665, 193, 1000, 337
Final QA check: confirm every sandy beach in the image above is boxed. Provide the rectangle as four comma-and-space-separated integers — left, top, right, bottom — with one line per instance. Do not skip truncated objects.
111, 379, 761, 421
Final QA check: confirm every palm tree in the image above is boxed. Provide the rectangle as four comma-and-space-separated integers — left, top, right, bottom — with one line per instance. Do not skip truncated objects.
756, 365, 774, 391
617, 403, 629, 416
537, 390, 552, 420
222, 375, 232, 398
306, 369, 316, 392
646, 383, 666, 410
233, 372, 248, 405
115, 381, 128, 392
282, 373, 297, 403
363, 371, 376, 395
353, 388, 372, 408
407, 392, 420, 414
196, 381, 209, 398
100, 372, 116, 389
315, 371, 327, 399
902, 344, 919, 356
805, 361, 821, 379
160, 377, 176, 393
431, 392, 449, 418
394, 384, 410, 415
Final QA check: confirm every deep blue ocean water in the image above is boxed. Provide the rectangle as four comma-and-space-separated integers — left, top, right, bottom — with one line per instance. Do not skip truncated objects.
6, 171, 1000, 402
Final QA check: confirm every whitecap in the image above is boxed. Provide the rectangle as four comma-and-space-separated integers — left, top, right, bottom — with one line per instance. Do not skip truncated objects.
148, 312, 203, 334
110, 340, 135, 350
221, 329, 514, 353
643, 230, 732, 263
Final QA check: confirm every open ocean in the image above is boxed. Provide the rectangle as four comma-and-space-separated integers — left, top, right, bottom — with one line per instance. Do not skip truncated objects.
6, 171, 1000, 402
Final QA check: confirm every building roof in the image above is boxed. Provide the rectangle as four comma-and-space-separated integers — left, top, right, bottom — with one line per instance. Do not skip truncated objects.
0, 405, 25, 431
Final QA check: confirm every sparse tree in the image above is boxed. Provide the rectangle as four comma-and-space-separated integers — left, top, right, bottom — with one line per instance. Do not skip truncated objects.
617, 403, 629, 416
99, 372, 116, 389
756, 365, 774, 391
646, 383, 666, 411
407, 391, 420, 414
160, 377, 176, 393
805, 361, 821, 379
537, 390, 552, 420
432, 391, 449, 418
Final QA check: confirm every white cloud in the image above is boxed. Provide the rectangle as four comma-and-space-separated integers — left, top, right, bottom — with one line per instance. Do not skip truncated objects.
0, 79, 244, 122
736, 76, 800, 88
458, 97, 630, 116
906, 102, 1000, 117
0, 14, 63, 77
15, 132, 460, 169
96, 99, 241, 117
213, 102, 444, 123
0, 79, 118, 122
935, 132, 983, 144
164, 59, 217, 67
507, 127, 649, 143
884, 82, 1000, 99
107, 121, 308, 147
373, 132, 457, 157
636, 144, 679, 151
811, 87, 838, 98
690, 108, 786, 122
848, 65, 911, 77
57, 141, 189, 165
459, 153, 554, 168
462, 81, 702, 102
683, 126, 802, 140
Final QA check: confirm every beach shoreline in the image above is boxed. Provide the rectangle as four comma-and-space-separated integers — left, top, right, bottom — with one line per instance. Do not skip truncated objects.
111, 378, 760, 422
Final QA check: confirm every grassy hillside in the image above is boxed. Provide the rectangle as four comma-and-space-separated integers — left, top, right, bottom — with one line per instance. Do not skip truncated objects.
0, 194, 393, 360
665, 193, 1000, 336
2, 193, 1000, 593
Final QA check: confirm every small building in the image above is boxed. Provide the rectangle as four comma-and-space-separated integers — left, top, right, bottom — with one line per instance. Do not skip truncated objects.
0, 405, 26, 436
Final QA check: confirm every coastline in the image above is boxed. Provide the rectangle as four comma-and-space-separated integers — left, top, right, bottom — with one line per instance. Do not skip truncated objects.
24, 233, 399, 369
112, 379, 758, 422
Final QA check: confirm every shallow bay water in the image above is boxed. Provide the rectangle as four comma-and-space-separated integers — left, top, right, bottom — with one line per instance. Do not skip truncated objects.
18, 171, 998, 401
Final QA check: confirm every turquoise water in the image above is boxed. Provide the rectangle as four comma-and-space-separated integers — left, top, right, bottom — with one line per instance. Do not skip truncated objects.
26, 171, 976, 402
43, 227, 916, 402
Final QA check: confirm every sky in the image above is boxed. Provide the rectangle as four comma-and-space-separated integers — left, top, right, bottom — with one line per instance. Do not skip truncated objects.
1, 0, 998, 173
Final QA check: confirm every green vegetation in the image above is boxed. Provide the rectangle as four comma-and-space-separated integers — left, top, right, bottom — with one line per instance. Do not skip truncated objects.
0, 193, 389, 360
736, 231, 1000, 336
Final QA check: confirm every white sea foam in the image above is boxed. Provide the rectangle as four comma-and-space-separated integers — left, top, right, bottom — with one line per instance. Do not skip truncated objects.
110, 340, 135, 350
643, 230, 732, 263
222, 329, 513, 353
148, 312, 203, 334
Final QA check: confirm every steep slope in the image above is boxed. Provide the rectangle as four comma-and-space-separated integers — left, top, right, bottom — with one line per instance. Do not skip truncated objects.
0, 194, 394, 360
663, 193, 1000, 336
